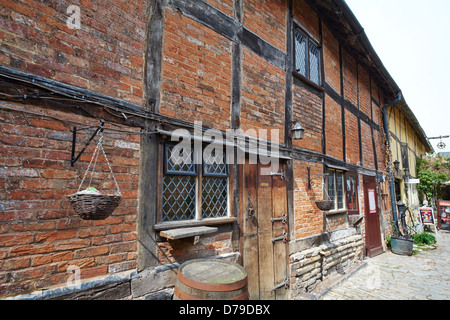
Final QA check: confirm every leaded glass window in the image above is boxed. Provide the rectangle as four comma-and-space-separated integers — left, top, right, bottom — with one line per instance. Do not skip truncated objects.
165, 143, 196, 175
162, 175, 196, 222
295, 28, 307, 77
336, 171, 344, 209
294, 25, 321, 86
161, 142, 229, 223
202, 177, 228, 219
327, 169, 346, 212
309, 40, 321, 85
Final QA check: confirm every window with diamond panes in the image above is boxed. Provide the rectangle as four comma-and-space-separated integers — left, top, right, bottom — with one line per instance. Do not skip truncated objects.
294, 26, 321, 86
162, 143, 197, 222
309, 40, 321, 85
294, 29, 307, 77
161, 143, 229, 223
202, 148, 228, 219
162, 175, 196, 222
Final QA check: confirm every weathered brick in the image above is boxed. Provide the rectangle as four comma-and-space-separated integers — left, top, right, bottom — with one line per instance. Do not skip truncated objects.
35, 230, 77, 243
0, 233, 34, 247
31, 252, 74, 267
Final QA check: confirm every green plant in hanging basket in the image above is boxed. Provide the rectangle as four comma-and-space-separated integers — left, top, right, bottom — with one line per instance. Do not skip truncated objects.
67, 135, 122, 220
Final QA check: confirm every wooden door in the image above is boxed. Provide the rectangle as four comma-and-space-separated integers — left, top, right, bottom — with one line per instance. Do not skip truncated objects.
363, 176, 384, 257
241, 161, 288, 300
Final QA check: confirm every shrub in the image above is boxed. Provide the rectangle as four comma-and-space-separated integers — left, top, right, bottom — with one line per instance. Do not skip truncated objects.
412, 232, 437, 246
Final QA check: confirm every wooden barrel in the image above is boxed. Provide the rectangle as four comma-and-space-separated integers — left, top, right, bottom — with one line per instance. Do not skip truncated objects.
174, 259, 248, 300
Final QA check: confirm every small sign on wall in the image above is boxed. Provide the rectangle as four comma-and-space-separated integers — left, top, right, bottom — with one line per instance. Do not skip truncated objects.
368, 189, 376, 213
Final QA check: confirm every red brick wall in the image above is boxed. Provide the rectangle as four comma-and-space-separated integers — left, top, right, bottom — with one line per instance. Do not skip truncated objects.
0, 0, 147, 106
293, 84, 322, 153
293, 161, 323, 239
293, 0, 319, 39
244, 0, 287, 52
358, 66, 371, 118
323, 24, 341, 94
241, 48, 286, 143
205, 0, 234, 17
374, 129, 387, 172
325, 95, 343, 160
160, 7, 232, 130
343, 50, 358, 107
345, 110, 360, 166
326, 213, 347, 231
361, 121, 375, 169
0, 103, 139, 298
157, 232, 233, 264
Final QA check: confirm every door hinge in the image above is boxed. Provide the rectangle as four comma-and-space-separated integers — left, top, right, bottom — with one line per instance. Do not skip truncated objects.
269, 170, 285, 180
271, 213, 287, 224
273, 278, 289, 291
272, 232, 287, 243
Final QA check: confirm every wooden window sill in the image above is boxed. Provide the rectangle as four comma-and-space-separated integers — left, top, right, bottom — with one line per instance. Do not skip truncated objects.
293, 71, 324, 92
154, 217, 238, 232
160, 226, 218, 240
326, 209, 348, 216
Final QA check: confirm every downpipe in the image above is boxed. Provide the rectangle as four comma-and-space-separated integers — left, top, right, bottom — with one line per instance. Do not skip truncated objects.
382, 92, 402, 234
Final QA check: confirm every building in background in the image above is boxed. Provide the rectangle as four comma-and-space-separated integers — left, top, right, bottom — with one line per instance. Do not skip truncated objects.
386, 97, 433, 218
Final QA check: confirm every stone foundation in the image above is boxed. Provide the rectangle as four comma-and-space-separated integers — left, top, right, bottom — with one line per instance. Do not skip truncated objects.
289, 228, 365, 298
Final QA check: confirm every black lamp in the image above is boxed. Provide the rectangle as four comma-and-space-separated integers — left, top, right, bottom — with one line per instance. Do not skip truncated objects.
393, 160, 400, 171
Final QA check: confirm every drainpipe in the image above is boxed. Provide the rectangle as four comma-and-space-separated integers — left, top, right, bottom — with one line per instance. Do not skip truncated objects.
382, 92, 402, 233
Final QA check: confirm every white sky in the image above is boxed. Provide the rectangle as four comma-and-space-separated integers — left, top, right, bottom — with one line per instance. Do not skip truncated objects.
345, 0, 450, 153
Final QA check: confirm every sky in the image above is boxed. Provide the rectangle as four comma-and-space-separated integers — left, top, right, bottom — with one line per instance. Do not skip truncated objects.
345, 0, 450, 154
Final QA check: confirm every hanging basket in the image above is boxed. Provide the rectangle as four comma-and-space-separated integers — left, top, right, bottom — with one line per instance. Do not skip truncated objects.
315, 177, 334, 211
315, 200, 334, 211
67, 135, 122, 220
67, 193, 122, 220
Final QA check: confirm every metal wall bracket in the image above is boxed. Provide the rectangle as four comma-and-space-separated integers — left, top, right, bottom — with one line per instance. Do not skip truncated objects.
271, 213, 287, 224
71, 119, 105, 167
272, 232, 287, 243
272, 278, 289, 291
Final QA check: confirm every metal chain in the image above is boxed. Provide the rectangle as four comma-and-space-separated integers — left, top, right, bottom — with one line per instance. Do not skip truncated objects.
99, 139, 122, 196
77, 135, 121, 196
77, 136, 102, 192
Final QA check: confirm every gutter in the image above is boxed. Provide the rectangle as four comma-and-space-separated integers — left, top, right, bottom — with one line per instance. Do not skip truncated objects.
382, 92, 402, 233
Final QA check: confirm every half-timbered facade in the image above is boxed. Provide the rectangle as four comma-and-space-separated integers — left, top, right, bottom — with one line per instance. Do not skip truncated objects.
0, 0, 427, 299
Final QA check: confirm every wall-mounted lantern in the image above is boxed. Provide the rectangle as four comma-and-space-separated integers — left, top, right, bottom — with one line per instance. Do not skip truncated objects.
292, 122, 305, 140
393, 160, 400, 172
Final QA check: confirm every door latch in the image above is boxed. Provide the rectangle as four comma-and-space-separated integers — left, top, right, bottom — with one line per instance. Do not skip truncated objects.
272, 232, 287, 243
271, 213, 287, 224
272, 278, 289, 291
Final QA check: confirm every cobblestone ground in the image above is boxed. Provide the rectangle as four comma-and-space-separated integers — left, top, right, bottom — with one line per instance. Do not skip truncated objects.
321, 230, 450, 300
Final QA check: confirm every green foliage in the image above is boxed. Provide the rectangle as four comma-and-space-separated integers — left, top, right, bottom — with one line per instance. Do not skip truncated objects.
386, 235, 391, 248
412, 232, 437, 246
416, 155, 450, 202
